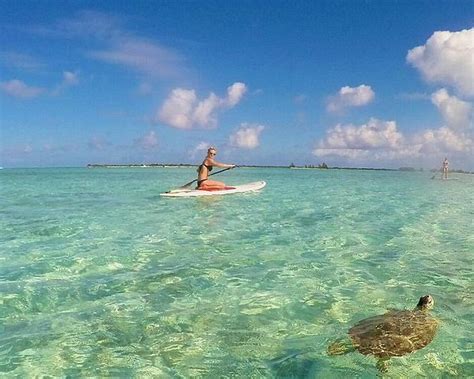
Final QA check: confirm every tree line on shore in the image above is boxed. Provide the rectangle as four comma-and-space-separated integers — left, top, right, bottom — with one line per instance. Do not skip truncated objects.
87, 163, 472, 174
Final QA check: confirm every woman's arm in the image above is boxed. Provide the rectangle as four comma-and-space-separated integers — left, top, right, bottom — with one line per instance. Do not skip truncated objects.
208, 159, 235, 169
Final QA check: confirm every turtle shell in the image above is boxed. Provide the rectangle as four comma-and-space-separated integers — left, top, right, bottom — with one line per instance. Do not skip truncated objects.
348, 309, 438, 358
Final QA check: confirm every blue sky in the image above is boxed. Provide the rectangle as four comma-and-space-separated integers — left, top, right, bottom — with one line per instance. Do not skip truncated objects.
1, 1, 473, 169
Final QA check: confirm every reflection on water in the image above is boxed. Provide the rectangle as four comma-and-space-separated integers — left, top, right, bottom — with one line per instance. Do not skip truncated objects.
0, 168, 472, 377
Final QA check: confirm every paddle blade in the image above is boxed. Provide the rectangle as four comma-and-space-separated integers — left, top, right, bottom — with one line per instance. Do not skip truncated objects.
178, 179, 197, 189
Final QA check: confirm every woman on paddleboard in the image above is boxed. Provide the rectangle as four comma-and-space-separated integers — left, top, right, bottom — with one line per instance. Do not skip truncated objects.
442, 157, 449, 180
197, 147, 235, 190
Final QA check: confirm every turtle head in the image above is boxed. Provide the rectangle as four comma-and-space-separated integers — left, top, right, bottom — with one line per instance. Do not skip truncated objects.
416, 295, 434, 310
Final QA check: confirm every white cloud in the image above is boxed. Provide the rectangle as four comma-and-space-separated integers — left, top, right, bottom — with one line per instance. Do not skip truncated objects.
0, 51, 45, 71
195, 141, 210, 151
411, 89, 474, 157
157, 82, 247, 129
327, 85, 375, 113
0, 79, 45, 99
225, 82, 247, 106
33, 10, 187, 81
313, 118, 435, 161
229, 123, 264, 149
313, 113, 473, 164
193, 93, 221, 127
63, 71, 80, 86
414, 127, 472, 155
88, 136, 111, 151
407, 28, 474, 97
54, 10, 123, 39
314, 118, 403, 154
188, 141, 211, 158
1, 71, 79, 99
431, 89, 472, 130
52, 70, 80, 95
134, 131, 159, 150
312, 148, 371, 160
90, 36, 185, 79
158, 88, 197, 129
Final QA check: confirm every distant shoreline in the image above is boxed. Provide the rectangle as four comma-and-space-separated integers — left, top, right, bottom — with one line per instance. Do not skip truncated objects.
86, 163, 392, 170
0, 165, 472, 174
85, 163, 473, 174
86, 163, 288, 169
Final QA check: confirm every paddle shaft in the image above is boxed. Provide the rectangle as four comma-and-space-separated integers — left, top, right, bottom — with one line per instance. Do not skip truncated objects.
431, 166, 443, 179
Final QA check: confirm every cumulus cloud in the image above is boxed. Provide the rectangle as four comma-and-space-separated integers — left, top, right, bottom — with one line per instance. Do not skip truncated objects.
0, 79, 45, 99
158, 88, 197, 129
229, 123, 265, 149
134, 131, 159, 150
326, 85, 375, 113
407, 28, 474, 97
410, 90, 473, 157
192, 93, 221, 127
157, 82, 247, 129
313, 118, 404, 159
314, 114, 473, 163
431, 88, 472, 130
225, 82, 247, 106
413, 127, 472, 155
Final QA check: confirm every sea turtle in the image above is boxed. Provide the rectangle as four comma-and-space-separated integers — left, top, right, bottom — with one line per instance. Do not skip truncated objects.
327, 295, 438, 372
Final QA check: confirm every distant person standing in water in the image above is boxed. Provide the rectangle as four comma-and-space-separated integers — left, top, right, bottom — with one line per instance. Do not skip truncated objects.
197, 147, 236, 190
442, 157, 449, 179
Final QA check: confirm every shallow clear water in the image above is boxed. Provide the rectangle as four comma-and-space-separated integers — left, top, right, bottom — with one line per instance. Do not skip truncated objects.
0, 167, 472, 378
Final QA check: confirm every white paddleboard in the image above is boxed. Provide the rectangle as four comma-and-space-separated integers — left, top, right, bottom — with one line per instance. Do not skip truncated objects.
161, 181, 266, 197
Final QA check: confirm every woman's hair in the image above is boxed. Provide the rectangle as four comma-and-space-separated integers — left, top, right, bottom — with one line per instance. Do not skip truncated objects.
208, 146, 217, 153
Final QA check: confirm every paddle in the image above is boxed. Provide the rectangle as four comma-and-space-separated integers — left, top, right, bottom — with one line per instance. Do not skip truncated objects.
431, 167, 442, 180
167, 166, 236, 192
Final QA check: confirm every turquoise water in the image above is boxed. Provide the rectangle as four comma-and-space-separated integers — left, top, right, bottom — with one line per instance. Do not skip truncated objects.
0, 167, 472, 378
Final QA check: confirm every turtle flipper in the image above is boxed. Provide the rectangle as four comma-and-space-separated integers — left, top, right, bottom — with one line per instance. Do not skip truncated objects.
327, 338, 355, 355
